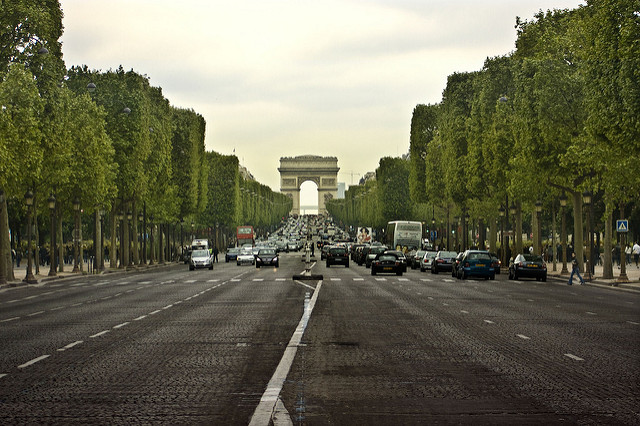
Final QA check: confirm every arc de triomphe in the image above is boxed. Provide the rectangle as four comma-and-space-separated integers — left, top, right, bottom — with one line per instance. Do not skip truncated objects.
279, 155, 339, 215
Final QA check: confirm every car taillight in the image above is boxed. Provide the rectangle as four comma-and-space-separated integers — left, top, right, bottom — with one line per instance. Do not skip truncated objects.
437, 259, 444, 263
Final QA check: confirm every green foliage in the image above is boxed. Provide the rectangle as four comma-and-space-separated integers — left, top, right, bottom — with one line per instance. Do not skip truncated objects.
408, 104, 438, 203
376, 157, 411, 224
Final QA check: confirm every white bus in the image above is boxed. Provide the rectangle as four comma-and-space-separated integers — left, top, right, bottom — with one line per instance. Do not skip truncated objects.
385, 221, 422, 251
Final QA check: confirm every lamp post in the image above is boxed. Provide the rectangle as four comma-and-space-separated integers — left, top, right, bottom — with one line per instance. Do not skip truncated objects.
0, 189, 6, 285
24, 190, 37, 283
48, 195, 56, 277
72, 197, 81, 273
559, 193, 569, 274
535, 201, 543, 257
583, 191, 592, 281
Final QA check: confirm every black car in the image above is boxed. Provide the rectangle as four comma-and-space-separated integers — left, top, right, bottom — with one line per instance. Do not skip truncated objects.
384, 250, 408, 272
489, 252, 501, 274
365, 246, 388, 268
225, 247, 241, 263
326, 246, 349, 267
431, 250, 458, 274
256, 248, 279, 268
452, 252, 464, 278
410, 250, 427, 269
371, 252, 403, 276
509, 254, 547, 281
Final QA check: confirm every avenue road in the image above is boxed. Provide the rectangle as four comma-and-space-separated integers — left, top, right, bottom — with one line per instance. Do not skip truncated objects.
1, 252, 638, 425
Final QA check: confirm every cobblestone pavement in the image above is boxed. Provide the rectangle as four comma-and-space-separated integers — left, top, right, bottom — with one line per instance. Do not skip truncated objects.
2, 254, 639, 424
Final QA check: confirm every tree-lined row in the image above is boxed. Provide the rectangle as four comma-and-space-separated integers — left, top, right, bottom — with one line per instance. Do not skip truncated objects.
329, 2, 639, 277
0, 0, 291, 281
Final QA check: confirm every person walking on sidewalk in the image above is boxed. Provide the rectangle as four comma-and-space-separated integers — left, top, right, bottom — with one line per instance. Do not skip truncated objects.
633, 241, 640, 268
568, 252, 585, 285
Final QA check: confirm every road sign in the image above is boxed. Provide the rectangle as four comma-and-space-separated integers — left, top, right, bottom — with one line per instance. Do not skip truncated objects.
616, 220, 629, 233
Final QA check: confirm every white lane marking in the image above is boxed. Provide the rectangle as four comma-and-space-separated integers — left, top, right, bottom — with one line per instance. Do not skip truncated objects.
101, 296, 112, 300
276, 278, 286, 281
149, 310, 161, 315
42, 291, 54, 296
24, 295, 38, 300
443, 279, 455, 282
162, 304, 173, 310
442, 303, 449, 306
527, 299, 535, 302
185, 280, 197, 283
586, 311, 597, 315
6, 299, 19, 304
428, 297, 434, 300
113, 322, 129, 329
375, 278, 386, 281
18, 355, 50, 369
249, 282, 323, 426
114, 293, 123, 297
174, 301, 183, 305
627, 321, 639, 325
330, 278, 341, 281
517, 334, 531, 340
136, 286, 145, 290
398, 278, 409, 281
207, 279, 219, 282
1, 317, 20, 323
484, 320, 495, 324
353, 278, 364, 281
58, 341, 83, 351
71, 303, 83, 307
460, 310, 469, 314
126, 289, 135, 293
27, 311, 45, 317
294, 281, 316, 290
565, 353, 584, 361
139, 281, 151, 284
51, 306, 64, 311
90, 330, 110, 338
254, 279, 264, 282
0, 373, 7, 379
133, 315, 147, 321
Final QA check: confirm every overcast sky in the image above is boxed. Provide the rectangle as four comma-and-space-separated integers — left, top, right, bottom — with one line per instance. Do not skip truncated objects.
59, 0, 583, 210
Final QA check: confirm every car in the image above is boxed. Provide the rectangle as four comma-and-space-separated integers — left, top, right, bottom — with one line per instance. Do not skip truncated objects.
384, 250, 408, 272
509, 254, 547, 281
431, 250, 458, 274
237, 247, 255, 265
326, 246, 349, 267
452, 252, 464, 278
489, 252, 501, 274
189, 249, 213, 270
410, 250, 427, 269
255, 248, 279, 268
420, 251, 437, 272
457, 250, 495, 280
225, 247, 241, 263
320, 244, 331, 260
371, 251, 403, 276
365, 245, 388, 268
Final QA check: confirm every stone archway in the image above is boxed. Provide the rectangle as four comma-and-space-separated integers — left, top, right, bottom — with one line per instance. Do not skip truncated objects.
279, 156, 339, 215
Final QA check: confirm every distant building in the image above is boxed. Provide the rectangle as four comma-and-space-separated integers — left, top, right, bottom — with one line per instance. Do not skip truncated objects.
337, 182, 346, 198
358, 171, 376, 185
239, 165, 254, 181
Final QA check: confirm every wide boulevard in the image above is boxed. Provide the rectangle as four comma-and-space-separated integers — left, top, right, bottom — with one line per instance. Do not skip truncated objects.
1, 252, 638, 425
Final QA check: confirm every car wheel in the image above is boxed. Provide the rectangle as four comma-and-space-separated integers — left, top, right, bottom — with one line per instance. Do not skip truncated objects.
542, 275, 547, 282
433, 268, 438, 274
209, 265, 213, 270
461, 270, 467, 280
490, 274, 495, 280
326, 263, 330, 267
225, 259, 229, 263
346, 262, 349, 268
396, 270, 402, 276
189, 265, 194, 271
513, 272, 518, 280
237, 261, 240, 266
420, 267, 425, 272
256, 264, 260, 268
371, 268, 376, 275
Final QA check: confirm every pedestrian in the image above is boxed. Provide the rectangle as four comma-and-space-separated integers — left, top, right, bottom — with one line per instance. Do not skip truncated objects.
568, 252, 585, 285
213, 246, 219, 263
16, 250, 21, 268
633, 241, 640, 268
625, 244, 632, 265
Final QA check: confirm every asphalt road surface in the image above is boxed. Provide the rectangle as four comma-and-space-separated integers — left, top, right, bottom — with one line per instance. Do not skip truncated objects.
1, 252, 638, 425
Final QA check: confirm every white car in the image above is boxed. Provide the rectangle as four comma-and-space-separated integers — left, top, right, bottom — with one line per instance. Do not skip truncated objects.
189, 249, 213, 270
420, 251, 437, 272
236, 247, 255, 265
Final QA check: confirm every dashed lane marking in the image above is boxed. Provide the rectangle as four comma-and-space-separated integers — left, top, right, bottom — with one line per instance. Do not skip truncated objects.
586, 311, 597, 315
149, 310, 162, 315
353, 278, 364, 281
443, 279, 455, 282
253, 279, 264, 282
18, 355, 50, 369
627, 321, 639, 325
0, 373, 7, 379
113, 322, 129, 329
185, 280, 197, 283
1, 317, 20, 323
330, 278, 341, 281
398, 278, 409, 281
27, 311, 45, 317
565, 353, 584, 361
207, 279, 220, 282
90, 330, 110, 338
133, 315, 147, 321
460, 310, 469, 314
276, 278, 286, 281
374, 278, 386, 281
58, 341, 83, 352
484, 320, 495, 324
517, 334, 531, 340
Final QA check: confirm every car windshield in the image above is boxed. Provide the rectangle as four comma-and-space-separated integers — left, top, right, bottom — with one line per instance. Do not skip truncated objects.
192, 250, 209, 257
371, 247, 387, 254
259, 249, 276, 255
523, 254, 543, 262
424, 252, 436, 259
378, 255, 396, 261
439, 251, 457, 258
330, 248, 346, 254
467, 252, 491, 261
228, 248, 240, 254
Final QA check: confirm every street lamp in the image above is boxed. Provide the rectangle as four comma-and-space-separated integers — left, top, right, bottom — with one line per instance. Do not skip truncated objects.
24, 190, 37, 283
48, 195, 56, 277
535, 200, 543, 257
72, 197, 81, 273
559, 192, 568, 274
582, 190, 593, 281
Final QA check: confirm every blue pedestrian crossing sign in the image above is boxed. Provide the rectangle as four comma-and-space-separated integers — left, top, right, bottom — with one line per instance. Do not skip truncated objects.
616, 220, 629, 233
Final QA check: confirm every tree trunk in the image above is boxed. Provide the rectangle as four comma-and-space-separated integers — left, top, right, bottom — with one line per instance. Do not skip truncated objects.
110, 205, 118, 269
34, 196, 40, 275
572, 191, 584, 271
602, 208, 613, 278
489, 217, 497, 254
0, 195, 15, 282
57, 212, 64, 273
132, 199, 139, 265
516, 201, 523, 255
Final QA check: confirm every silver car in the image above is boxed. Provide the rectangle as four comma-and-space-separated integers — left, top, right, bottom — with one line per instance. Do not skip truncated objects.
189, 249, 213, 270
420, 251, 437, 272
236, 247, 255, 265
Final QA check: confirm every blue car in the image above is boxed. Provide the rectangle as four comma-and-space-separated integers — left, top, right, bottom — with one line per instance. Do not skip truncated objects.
458, 250, 495, 280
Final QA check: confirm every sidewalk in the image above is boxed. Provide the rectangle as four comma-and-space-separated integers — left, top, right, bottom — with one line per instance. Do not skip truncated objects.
546, 261, 640, 292
2, 261, 177, 289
